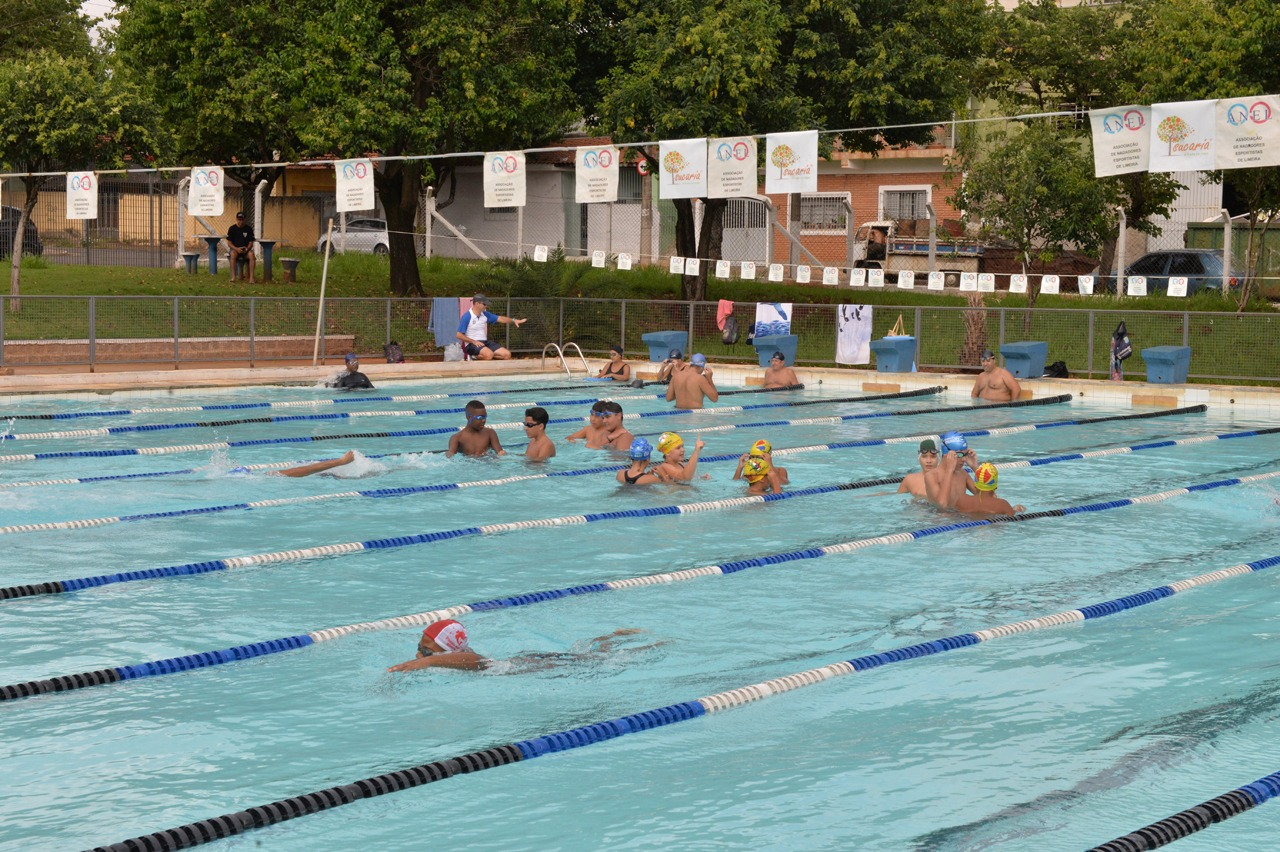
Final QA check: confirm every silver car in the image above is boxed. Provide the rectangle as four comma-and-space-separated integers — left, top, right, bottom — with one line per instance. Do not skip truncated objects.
317, 218, 389, 256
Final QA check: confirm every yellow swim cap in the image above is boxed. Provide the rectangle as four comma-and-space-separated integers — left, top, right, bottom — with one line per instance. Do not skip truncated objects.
749, 439, 771, 457
656, 432, 683, 454
743, 456, 771, 483
974, 462, 998, 492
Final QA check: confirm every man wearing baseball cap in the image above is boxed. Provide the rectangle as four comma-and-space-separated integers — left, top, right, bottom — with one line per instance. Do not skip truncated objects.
456, 294, 527, 360
224, 211, 256, 283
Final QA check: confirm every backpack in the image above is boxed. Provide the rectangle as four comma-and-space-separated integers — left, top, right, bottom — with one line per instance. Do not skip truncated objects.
721, 315, 740, 345
1112, 321, 1133, 361
383, 341, 405, 363
1043, 360, 1068, 378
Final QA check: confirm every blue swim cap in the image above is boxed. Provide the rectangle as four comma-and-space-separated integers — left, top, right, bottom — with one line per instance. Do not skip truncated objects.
229, 465, 251, 475
628, 437, 653, 461
941, 431, 968, 454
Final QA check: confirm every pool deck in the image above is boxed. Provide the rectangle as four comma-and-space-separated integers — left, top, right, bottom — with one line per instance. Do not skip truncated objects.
0, 358, 1276, 414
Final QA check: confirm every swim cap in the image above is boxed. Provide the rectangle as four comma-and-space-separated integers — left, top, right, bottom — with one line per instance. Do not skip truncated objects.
423, 619, 469, 652
743, 456, 771, 483
628, 437, 653, 461
345, 352, 358, 363
690, 353, 707, 367
941, 431, 968, 454
918, 438, 939, 453
668, 348, 683, 360
973, 463, 999, 491
229, 465, 251, 475
657, 432, 683, 454
749, 439, 771, 457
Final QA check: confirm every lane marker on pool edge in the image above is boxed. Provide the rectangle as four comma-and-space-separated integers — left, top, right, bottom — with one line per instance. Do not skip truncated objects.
83, 552, 1280, 850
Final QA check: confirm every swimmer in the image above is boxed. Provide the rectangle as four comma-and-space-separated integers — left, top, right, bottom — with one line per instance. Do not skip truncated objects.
597, 401, 635, 451
972, 349, 1021, 402
387, 619, 653, 673
655, 348, 684, 383
328, 353, 374, 390
653, 431, 706, 482
897, 438, 940, 498
564, 401, 611, 448
923, 430, 979, 509
617, 437, 660, 485
742, 455, 782, 495
762, 351, 801, 389
273, 450, 360, 477
732, 438, 789, 486
446, 400, 504, 457
523, 407, 556, 461
953, 462, 1024, 516
666, 353, 718, 409
597, 345, 631, 382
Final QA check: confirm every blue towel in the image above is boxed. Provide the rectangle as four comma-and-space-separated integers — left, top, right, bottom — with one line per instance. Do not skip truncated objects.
429, 297, 460, 348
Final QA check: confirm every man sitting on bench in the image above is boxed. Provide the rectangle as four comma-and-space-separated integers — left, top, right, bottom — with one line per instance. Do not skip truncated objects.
225, 211, 256, 283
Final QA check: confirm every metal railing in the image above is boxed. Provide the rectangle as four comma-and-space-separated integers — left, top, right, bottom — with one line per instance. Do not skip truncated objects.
0, 295, 1276, 384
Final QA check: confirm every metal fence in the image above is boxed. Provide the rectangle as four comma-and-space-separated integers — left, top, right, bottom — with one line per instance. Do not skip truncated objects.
1, 295, 1275, 383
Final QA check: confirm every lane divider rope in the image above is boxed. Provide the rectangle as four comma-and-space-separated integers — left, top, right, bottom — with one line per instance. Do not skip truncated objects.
6, 471, 1279, 698
0, 392, 1062, 466
0, 402, 1204, 492
0, 407, 1229, 539
0, 386, 927, 443
85, 552, 1280, 850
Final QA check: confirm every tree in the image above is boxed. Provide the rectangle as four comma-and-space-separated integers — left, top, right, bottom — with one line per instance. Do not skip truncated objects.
590, 0, 992, 301
0, 0, 91, 61
291, 0, 580, 296
0, 51, 159, 306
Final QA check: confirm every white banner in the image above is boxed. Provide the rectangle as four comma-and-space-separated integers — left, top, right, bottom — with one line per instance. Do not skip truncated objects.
836, 304, 872, 365
1215, 95, 1280, 169
187, 166, 224, 217
658, 138, 707, 199
575, 145, 619, 203
1150, 100, 1217, 173
764, 130, 818, 194
708, 136, 758, 198
66, 172, 97, 220
335, 159, 375, 212
484, 151, 526, 208
1089, 106, 1151, 176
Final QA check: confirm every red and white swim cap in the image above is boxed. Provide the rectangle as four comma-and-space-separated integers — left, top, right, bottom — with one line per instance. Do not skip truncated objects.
423, 619, 469, 652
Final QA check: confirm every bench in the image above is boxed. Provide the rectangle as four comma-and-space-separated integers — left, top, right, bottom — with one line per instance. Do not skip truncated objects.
641, 330, 688, 362
870, 336, 916, 373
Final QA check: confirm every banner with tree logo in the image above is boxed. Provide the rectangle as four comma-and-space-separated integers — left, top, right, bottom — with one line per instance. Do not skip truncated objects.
1149, 101, 1217, 173
764, 130, 817, 194
658, 138, 707, 199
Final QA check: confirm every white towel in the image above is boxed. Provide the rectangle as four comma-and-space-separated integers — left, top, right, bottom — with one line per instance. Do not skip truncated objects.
836, 304, 873, 365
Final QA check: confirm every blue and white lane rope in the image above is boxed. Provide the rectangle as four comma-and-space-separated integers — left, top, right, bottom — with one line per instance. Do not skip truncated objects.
0, 380, 804, 422
0, 392, 1066, 465
0, 402, 1204, 492
4, 461, 1277, 612
1090, 766, 1280, 850
0, 386, 931, 442
0, 408, 1237, 539
84, 555, 1280, 851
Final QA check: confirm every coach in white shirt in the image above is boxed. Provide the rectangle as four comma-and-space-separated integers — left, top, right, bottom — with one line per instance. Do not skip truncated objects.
456, 294, 527, 360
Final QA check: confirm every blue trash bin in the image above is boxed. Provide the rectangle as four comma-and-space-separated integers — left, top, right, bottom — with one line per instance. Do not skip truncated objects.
641, 331, 688, 362
1142, 346, 1191, 384
870, 336, 916, 372
999, 341, 1049, 379
752, 334, 798, 367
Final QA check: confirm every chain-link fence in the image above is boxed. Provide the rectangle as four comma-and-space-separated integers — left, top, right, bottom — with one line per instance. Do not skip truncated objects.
1, 295, 1275, 383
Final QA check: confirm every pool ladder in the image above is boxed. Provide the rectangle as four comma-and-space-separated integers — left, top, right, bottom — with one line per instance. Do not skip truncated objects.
541, 342, 590, 377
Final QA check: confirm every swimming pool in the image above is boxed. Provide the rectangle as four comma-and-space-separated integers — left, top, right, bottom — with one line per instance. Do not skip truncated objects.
2, 374, 1279, 850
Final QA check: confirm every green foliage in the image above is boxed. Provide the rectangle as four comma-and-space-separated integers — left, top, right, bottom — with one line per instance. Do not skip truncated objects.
0, 0, 92, 61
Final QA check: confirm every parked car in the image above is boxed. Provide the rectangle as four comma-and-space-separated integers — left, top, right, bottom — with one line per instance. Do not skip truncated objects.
0, 206, 45, 258
316, 218, 389, 256
1119, 249, 1240, 294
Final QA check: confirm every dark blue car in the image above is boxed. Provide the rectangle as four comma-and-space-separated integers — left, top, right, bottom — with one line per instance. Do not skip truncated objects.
0, 206, 44, 258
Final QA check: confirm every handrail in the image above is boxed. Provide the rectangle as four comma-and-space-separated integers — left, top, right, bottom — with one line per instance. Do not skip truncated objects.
561, 342, 590, 375
540, 343, 571, 377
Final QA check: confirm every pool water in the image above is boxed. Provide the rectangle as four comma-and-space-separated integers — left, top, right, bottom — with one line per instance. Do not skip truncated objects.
1, 378, 1279, 850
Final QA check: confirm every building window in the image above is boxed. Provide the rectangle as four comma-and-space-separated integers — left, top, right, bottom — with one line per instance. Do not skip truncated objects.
798, 192, 851, 234
485, 206, 518, 221
617, 168, 644, 204
881, 188, 929, 220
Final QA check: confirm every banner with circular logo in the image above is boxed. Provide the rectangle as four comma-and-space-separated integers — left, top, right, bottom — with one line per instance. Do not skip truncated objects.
188, 166, 224, 216
708, 136, 758, 198
335, 158, 375, 212
1215, 95, 1280, 169
575, 146, 620, 203
484, 151, 526, 208
67, 172, 97, 220
1089, 106, 1150, 176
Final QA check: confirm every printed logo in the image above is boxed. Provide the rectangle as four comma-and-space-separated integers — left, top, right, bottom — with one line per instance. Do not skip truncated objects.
193, 169, 219, 187
491, 155, 519, 174
1227, 103, 1250, 126
341, 162, 368, 180
581, 149, 614, 169
70, 175, 93, 191
1123, 110, 1145, 131
1250, 101, 1272, 123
